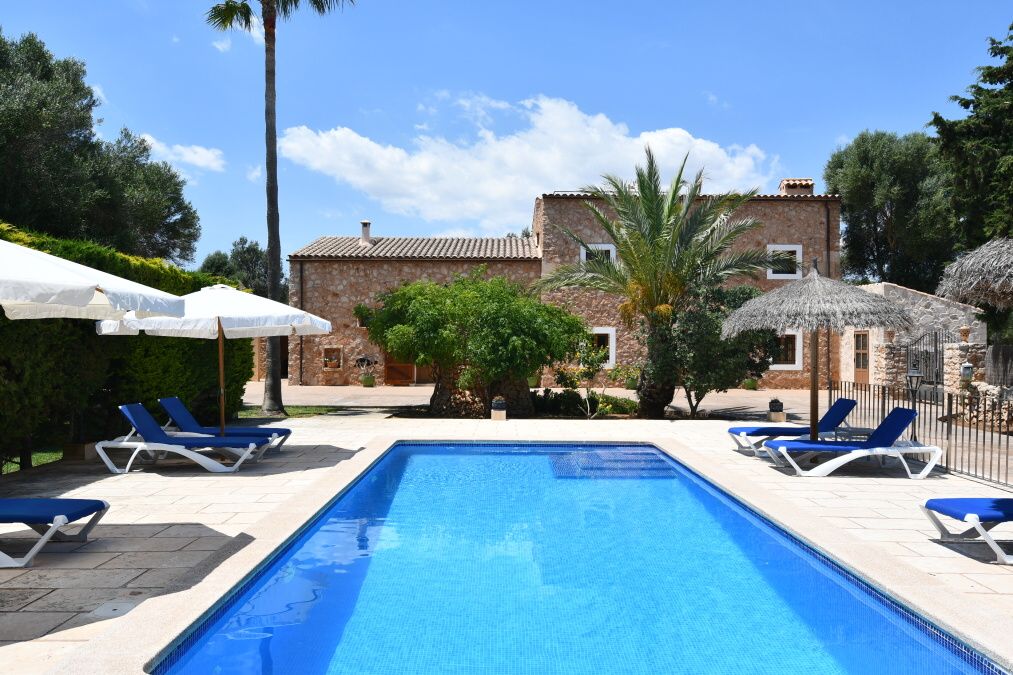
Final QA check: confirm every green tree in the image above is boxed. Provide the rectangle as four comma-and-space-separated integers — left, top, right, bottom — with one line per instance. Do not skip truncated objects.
533, 148, 777, 419
360, 270, 586, 416
672, 286, 778, 418
930, 23, 1013, 245
207, 0, 354, 415
199, 236, 287, 298
823, 131, 956, 291
0, 30, 199, 262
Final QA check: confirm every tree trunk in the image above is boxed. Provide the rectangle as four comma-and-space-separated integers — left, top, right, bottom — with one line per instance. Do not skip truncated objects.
491, 375, 534, 418
261, 0, 285, 415
428, 365, 483, 418
18, 446, 32, 472
685, 388, 703, 418
637, 319, 678, 418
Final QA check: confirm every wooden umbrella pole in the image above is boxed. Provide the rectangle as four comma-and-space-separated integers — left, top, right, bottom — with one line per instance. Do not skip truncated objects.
218, 318, 226, 436
809, 330, 819, 441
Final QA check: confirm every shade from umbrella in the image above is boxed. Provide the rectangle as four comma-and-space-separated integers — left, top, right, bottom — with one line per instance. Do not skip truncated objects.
0, 239, 185, 320
936, 237, 1013, 310
97, 285, 332, 433
723, 266, 912, 440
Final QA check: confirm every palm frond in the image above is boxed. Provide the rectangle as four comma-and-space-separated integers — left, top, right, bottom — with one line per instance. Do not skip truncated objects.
277, 0, 354, 18
206, 0, 254, 30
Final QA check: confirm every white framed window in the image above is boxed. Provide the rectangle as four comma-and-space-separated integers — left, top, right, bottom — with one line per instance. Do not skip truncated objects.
591, 327, 617, 369
581, 243, 616, 264
766, 244, 803, 280
769, 330, 803, 371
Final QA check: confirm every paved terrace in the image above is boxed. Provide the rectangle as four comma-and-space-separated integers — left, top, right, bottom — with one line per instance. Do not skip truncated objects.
0, 396, 1011, 673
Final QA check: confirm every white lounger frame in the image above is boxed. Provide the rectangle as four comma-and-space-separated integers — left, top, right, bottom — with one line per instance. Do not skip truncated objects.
921, 505, 1013, 565
0, 502, 109, 568
729, 428, 847, 464
763, 439, 942, 479
95, 430, 267, 474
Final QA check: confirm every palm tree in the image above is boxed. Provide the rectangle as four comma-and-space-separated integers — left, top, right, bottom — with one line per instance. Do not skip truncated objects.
206, 0, 353, 414
534, 148, 779, 418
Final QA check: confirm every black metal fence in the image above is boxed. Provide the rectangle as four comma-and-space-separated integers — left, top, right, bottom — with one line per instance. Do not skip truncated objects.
830, 380, 1013, 487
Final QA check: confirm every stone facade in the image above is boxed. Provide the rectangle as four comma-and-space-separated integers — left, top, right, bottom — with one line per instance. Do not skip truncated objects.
839, 283, 987, 385
532, 187, 841, 388
289, 180, 842, 389
288, 258, 540, 385
942, 342, 988, 395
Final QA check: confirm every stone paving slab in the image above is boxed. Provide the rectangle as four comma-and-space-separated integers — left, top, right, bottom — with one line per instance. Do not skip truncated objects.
0, 411, 1010, 674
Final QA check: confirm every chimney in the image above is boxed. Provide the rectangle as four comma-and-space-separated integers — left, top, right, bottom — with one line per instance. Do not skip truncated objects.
778, 178, 815, 196
359, 220, 372, 246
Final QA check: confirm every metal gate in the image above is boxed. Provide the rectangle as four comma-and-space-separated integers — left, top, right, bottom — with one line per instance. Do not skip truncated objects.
905, 331, 957, 396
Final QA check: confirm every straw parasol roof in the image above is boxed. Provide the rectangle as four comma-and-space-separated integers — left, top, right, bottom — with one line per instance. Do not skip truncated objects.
722, 267, 913, 338
936, 237, 1013, 310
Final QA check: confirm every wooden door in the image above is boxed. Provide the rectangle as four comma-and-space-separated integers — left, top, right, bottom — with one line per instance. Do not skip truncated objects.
384, 355, 415, 386
854, 331, 869, 384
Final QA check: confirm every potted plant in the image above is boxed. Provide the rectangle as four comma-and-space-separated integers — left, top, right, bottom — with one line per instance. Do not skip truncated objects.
491, 395, 507, 421
767, 397, 785, 423
355, 355, 378, 387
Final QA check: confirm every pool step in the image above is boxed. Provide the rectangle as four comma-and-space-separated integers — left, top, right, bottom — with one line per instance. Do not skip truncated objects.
550, 450, 678, 479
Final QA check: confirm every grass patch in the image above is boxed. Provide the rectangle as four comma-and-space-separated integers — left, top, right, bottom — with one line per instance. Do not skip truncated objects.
2, 449, 64, 475
237, 405, 341, 419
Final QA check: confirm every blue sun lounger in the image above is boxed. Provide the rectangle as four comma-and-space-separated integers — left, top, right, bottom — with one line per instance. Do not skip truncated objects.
159, 397, 291, 452
728, 397, 857, 456
922, 498, 1013, 565
95, 403, 272, 474
0, 498, 109, 568
762, 407, 941, 479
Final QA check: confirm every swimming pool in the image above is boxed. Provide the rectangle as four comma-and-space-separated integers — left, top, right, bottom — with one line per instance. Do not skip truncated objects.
157, 442, 1002, 674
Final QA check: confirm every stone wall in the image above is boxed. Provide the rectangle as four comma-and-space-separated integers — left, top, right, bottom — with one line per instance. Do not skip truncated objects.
942, 342, 988, 394
288, 258, 541, 386
534, 194, 841, 388
871, 340, 908, 388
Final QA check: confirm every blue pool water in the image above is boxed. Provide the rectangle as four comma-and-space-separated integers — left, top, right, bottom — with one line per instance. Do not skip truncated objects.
159, 443, 999, 674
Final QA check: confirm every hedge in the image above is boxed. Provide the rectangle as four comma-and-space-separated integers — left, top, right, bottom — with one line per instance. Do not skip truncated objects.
0, 224, 253, 467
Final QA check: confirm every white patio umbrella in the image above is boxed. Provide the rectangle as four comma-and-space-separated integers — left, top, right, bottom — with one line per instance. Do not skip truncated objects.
97, 284, 331, 434
0, 239, 184, 320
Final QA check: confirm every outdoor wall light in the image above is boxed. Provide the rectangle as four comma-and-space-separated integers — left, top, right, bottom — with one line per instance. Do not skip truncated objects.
960, 361, 974, 380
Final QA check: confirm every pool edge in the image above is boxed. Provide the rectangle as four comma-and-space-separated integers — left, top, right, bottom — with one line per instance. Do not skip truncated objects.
50, 434, 1013, 675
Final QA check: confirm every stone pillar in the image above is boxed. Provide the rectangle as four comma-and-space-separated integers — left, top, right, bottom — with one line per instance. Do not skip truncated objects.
872, 341, 907, 388
943, 341, 987, 394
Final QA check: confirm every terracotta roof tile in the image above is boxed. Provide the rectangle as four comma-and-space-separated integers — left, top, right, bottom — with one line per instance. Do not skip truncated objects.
542, 191, 838, 200
290, 236, 540, 260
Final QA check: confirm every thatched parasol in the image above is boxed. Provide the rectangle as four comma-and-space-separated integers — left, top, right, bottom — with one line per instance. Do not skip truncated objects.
936, 237, 1013, 310
723, 265, 912, 440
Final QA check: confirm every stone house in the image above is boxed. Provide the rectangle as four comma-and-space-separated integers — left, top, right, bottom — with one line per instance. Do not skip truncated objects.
282, 178, 842, 388
838, 283, 987, 387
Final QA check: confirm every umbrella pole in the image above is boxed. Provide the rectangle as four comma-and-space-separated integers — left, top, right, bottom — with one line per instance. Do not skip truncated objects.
218, 318, 226, 436
809, 330, 819, 441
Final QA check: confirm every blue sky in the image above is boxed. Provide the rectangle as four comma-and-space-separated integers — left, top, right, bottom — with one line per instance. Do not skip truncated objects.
2, 1, 1009, 267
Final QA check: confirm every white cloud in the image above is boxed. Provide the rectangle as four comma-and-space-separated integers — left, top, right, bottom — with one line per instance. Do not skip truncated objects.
171, 35, 181, 44
142, 133, 226, 172
246, 164, 263, 182
279, 94, 779, 234
212, 37, 232, 52
704, 91, 731, 110
91, 83, 107, 104
834, 134, 852, 147
433, 227, 478, 238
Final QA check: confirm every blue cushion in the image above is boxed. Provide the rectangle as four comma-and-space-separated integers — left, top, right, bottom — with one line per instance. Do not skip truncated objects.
118, 404, 267, 449
192, 425, 291, 438
728, 398, 857, 438
729, 425, 810, 437
0, 498, 106, 525
159, 398, 289, 438
765, 439, 868, 453
925, 498, 1013, 523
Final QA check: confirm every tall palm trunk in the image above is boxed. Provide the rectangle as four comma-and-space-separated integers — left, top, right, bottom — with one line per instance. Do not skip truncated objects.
261, 0, 285, 414
637, 319, 678, 418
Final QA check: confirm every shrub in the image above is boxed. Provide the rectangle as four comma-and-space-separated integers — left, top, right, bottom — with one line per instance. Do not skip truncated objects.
741, 378, 759, 391
0, 224, 252, 469
529, 389, 638, 417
